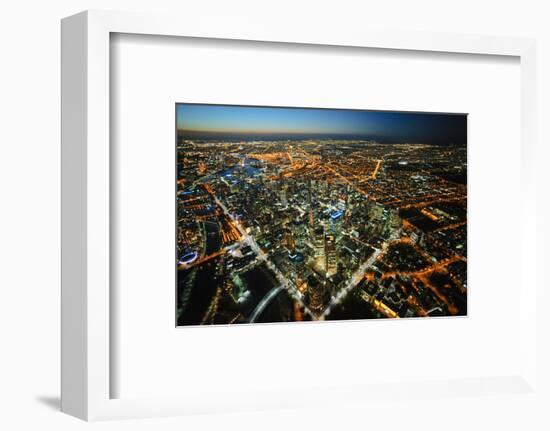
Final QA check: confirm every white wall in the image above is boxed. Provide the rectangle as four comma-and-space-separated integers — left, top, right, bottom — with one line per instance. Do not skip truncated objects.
1, 0, 548, 430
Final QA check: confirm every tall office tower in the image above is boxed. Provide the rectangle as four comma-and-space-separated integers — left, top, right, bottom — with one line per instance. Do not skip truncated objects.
280, 185, 288, 207
284, 227, 296, 253
311, 225, 326, 275
307, 275, 325, 314
308, 180, 314, 227
319, 179, 328, 197
324, 234, 337, 277
313, 226, 325, 259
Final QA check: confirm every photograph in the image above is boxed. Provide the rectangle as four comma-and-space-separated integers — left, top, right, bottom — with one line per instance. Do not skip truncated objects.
176, 104, 467, 326
0, 0, 543, 427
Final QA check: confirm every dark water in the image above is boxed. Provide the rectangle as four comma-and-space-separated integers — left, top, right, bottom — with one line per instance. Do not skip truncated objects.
239, 265, 276, 318
177, 221, 221, 326
241, 265, 294, 323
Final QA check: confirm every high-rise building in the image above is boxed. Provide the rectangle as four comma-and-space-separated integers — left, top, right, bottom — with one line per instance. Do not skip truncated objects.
284, 226, 296, 253
280, 185, 288, 207
325, 234, 337, 277
310, 225, 327, 276
313, 226, 325, 259
307, 275, 325, 314
308, 180, 314, 227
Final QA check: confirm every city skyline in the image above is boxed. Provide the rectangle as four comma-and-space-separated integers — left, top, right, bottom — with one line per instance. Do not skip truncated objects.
176, 103, 467, 326
177, 104, 467, 146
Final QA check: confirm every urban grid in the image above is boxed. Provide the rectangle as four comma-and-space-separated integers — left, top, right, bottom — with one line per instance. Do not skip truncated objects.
176, 104, 467, 325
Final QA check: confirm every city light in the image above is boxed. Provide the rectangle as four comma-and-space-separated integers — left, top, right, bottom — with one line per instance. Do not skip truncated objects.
176, 104, 467, 326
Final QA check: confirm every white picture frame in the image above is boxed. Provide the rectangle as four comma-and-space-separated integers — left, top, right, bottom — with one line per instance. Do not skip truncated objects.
61, 9, 539, 421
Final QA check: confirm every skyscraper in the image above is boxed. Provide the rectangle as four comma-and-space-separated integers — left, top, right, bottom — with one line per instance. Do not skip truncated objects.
284, 226, 296, 253
313, 226, 325, 259
307, 275, 325, 314
308, 179, 314, 227
325, 234, 337, 277
280, 184, 288, 207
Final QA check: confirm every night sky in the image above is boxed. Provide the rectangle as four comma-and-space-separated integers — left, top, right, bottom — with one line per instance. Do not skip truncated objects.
176, 103, 467, 146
